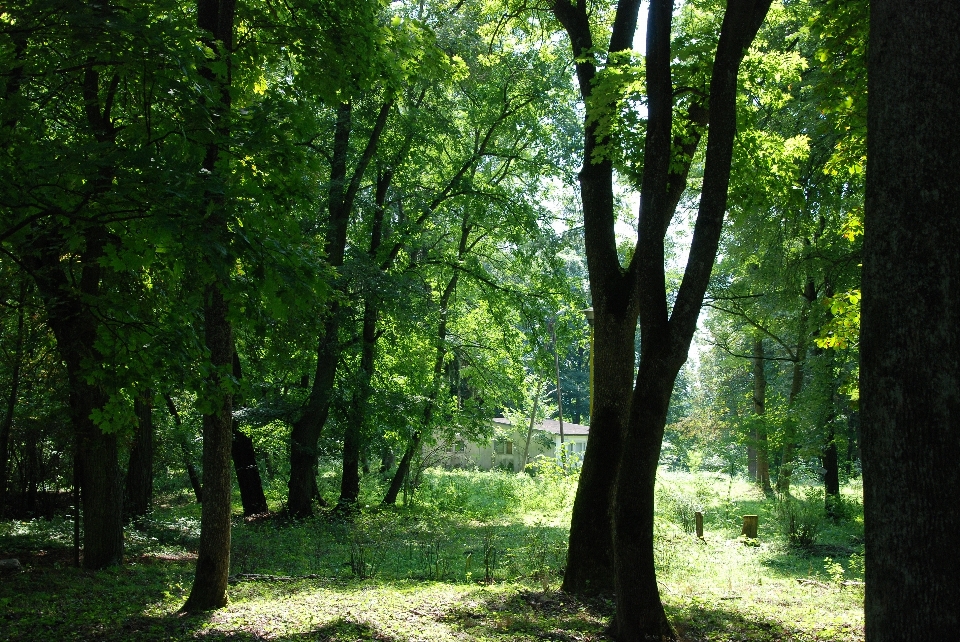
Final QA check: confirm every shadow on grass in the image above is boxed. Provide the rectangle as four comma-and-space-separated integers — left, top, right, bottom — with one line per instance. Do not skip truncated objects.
668, 600, 817, 642
436, 587, 615, 641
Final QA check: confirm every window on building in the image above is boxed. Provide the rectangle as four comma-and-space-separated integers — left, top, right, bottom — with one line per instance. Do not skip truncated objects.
505, 440, 513, 455
494, 441, 504, 454
454, 441, 465, 452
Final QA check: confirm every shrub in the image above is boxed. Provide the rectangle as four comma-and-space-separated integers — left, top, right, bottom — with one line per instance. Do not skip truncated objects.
774, 488, 825, 549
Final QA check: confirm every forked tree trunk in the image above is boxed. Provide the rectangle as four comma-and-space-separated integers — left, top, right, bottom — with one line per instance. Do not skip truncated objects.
862, 4, 960, 637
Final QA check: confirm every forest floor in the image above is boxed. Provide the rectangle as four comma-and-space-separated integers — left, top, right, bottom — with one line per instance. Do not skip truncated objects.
0, 467, 865, 641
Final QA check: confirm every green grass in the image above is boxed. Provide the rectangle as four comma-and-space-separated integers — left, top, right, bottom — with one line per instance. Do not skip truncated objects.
0, 467, 864, 641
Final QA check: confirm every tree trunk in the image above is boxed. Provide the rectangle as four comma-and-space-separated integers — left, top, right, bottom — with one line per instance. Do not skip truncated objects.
383, 432, 419, 505
777, 287, 813, 495
753, 337, 772, 494
861, 2, 960, 638
561, 311, 636, 596
182, 0, 237, 612
521, 380, 543, 470
231, 352, 268, 516
0, 279, 27, 517
123, 389, 154, 522
339, 168, 393, 505
164, 394, 202, 503
287, 101, 391, 517
287, 310, 340, 517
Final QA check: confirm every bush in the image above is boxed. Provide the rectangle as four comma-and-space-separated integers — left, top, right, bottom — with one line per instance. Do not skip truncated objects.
774, 488, 825, 549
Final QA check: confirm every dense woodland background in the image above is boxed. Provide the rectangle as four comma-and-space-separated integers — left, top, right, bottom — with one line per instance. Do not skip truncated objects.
1, 0, 956, 640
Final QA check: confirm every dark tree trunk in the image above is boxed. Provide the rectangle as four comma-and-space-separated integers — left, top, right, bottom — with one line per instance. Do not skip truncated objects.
383, 432, 419, 505
230, 352, 268, 516
123, 390, 154, 522
340, 169, 391, 506
232, 425, 267, 516
753, 337, 772, 494
287, 101, 391, 518
0, 279, 27, 517
182, 0, 237, 612
861, 2, 960, 638
164, 394, 202, 503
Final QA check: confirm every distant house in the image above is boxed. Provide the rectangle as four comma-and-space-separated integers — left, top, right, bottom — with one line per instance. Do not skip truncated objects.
438, 417, 590, 471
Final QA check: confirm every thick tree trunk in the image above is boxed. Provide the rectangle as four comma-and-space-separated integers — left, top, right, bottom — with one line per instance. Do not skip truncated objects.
561, 312, 636, 595
123, 390, 154, 522
753, 337, 772, 494
182, 0, 236, 612
861, 2, 960, 638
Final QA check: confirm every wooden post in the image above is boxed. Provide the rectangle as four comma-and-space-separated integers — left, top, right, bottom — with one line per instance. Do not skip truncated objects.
741, 515, 759, 539
695, 511, 704, 539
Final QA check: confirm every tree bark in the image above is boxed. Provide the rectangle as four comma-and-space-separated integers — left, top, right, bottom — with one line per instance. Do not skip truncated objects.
861, 2, 960, 638
777, 285, 813, 495
182, 0, 237, 612
123, 389, 154, 522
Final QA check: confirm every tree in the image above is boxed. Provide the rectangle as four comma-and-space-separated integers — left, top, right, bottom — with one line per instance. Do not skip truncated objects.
861, 1, 960, 639
551, 6, 770, 639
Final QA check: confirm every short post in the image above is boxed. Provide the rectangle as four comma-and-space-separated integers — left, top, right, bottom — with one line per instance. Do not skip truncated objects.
695, 511, 704, 539
741, 515, 759, 539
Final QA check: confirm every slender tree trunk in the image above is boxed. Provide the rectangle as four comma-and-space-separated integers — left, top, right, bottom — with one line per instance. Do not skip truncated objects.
182, 0, 237, 612
777, 286, 813, 495
862, 4, 960, 637
123, 389, 154, 522
231, 352, 268, 516
522, 380, 543, 470
0, 279, 27, 517
753, 337, 772, 494
164, 394, 202, 503
340, 170, 390, 505
287, 102, 391, 517
383, 433, 419, 505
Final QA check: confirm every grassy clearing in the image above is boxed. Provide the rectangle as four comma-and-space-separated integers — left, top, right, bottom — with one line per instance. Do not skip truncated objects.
0, 467, 864, 641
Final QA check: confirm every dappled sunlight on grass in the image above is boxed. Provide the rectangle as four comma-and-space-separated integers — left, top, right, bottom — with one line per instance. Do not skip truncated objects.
0, 468, 864, 641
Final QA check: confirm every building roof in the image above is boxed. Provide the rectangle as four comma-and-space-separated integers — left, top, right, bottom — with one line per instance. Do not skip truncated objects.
493, 416, 590, 436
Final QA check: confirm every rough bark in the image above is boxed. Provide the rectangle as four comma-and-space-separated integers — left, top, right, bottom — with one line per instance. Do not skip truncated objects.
609, 1, 771, 638
861, 2, 960, 638
123, 390, 154, 522
182, 0, 237, 612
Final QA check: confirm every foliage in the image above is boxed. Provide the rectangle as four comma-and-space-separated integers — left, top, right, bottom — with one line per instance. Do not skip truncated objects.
774, 488, 826, 549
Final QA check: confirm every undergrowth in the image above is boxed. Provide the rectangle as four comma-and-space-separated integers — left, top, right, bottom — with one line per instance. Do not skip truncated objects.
0, 467, 865, 642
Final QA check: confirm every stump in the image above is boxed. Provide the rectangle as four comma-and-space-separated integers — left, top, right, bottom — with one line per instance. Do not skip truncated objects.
695, 511, 704, 539
741, 515, 759, 539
